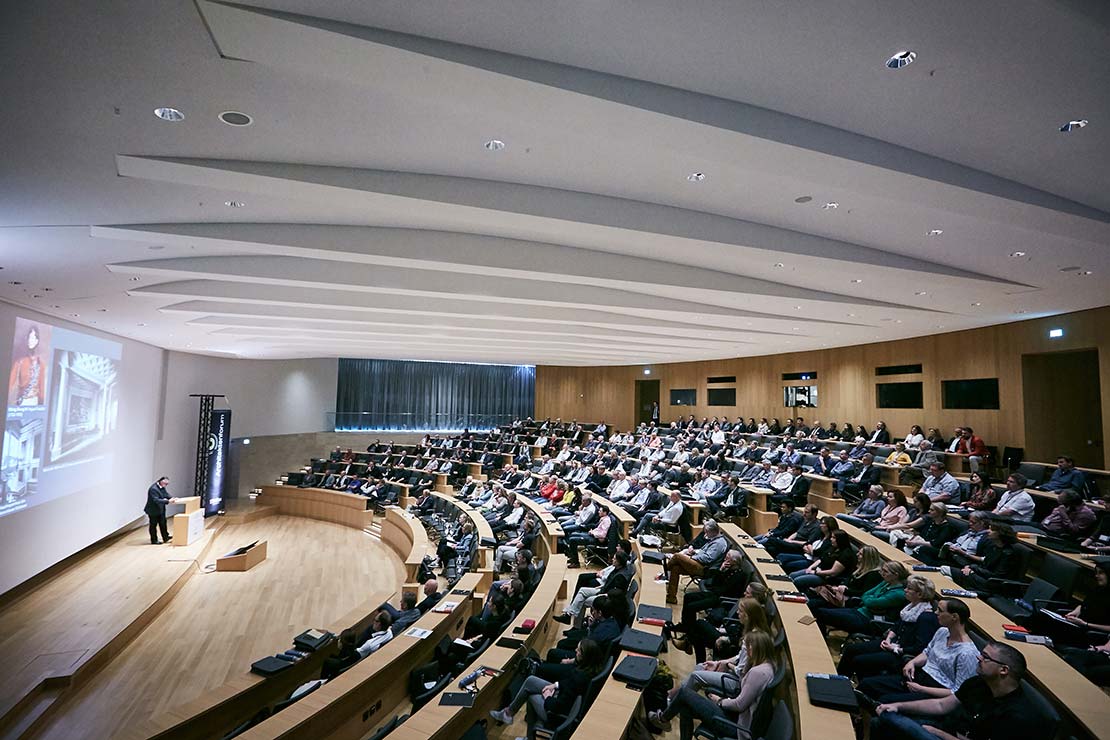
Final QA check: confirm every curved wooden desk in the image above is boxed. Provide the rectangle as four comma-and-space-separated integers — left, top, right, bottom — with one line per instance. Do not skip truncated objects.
380, 507, 432, 582
427, 491, 495, 570
259, 486, 374, 530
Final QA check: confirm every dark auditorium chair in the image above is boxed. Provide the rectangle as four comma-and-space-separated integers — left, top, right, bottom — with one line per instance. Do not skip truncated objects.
533, 695, 583, 740
695, 658, 788, 740
985, 577, 1067, 624
1013, 462, 1046, 487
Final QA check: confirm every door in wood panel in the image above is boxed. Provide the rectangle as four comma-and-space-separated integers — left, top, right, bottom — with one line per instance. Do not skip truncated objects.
1022, 349, 1104, 468
635, 380, 660, 426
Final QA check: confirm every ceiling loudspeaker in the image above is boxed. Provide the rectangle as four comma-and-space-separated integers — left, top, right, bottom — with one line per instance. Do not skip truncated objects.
219, 111, 253, 127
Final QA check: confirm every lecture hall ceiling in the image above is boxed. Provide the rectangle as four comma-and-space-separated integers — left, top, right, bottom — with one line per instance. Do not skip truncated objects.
1, 0, 1108, 365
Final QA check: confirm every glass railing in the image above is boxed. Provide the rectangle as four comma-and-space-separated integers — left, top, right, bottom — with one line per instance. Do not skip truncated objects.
326, 411, 523, 433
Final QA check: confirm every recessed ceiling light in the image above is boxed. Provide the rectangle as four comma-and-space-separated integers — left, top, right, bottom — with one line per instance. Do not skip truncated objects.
773, 262, 785, 268
129, 276, 142, 281
51, 304, 60, 309
821, 202, 839, 210
847, 313, 856, 317
98, 308, 107, 312
1010, 251, 1026, 258
224, 200, 245, 208
137, 323, 146, 327
1079, 270, 1093, 276
850, 279, 862, 284
794, 305, 802, 310
792, 327, 799, 330
894, 319, 903, 323
971, 302, 982, 306
1059, 119, 1088, 133
687, 172, 706, 182
31, 294, 42, 298
886, 50, 917, 69
69, 313, 79, 318
1059, 265, 1081, 271
148, 245, 165, 250
8, 281, 21, 285
154, 107, 184, 122
794, 196, 813, 204
927, 229, 944, 236
484, 139, 506, 151
914, 291, 928, 296
219, 110, 253, 126
1016, 310, 1027, 314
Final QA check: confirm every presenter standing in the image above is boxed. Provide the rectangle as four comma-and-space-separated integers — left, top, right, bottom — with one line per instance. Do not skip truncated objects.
145, 477, 176, 545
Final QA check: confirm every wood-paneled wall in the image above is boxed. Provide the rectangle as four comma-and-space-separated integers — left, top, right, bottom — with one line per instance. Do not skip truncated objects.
536, 306, 1110, 466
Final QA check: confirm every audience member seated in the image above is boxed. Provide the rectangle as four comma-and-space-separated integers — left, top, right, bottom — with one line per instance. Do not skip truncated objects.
669, 549, 749, 659
415, 578, 443, 613
464, 580, 523, 639
554, 550, 633, 625
805, 545, 884, 610
548, 594, 623, 659
920, 463, 960, 504
990, 474, 1036, 522
1038, 455, 1088, 493
840, 453, 881, 501
947, 522, 1022, 593
356, 611, 394, 657
1061, 637, 1110, 687
1033, 562, 1110, 647
378, 591, 422, 635
564, 510, 616, 568
955, 427, 989, 474
649, 630, 777, 740
489, 639, 606, 736
789, 528, 857, 590
1040, 489, 1097, 539
961, 471, 998, 512
898, 504, 958, 559
884, 442, 912, 467
752, 501, 799, 544
875, 493, 932, 543
859, 598, 978, 704
902, 425, 925, 449
632, 489, 684, 536
814, 560, 909, 634
900, 440, 941, 484
655, 519, 729, 604
320, 627, 361, 680
494, 519, 537, 571
874, 641, 1050, 740
837, 485, 888, 528
919, 510, 990, 566
762, 504, 822, 556
837, 575, 939, 681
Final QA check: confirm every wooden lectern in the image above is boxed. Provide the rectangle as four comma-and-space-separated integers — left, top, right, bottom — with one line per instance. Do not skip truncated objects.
216, 540, 268, 572
171, 496, 205, 546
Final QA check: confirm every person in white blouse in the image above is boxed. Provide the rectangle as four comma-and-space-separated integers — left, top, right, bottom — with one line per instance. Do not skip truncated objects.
902, 425, 925, 449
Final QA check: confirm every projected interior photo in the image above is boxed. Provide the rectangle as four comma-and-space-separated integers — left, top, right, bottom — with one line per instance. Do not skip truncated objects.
1, 318, 121, 517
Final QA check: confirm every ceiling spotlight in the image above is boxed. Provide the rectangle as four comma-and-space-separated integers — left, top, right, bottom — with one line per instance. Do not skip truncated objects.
971, 302, 982, 306
1016, 310, 1027, 314
687, 172, 706, 182
851, 279, 862, 284
69, 313, 79, 318
1059, 119, 1088, 133
154, 107, 184, 122
1079, 270, 1093, 276
224, 200, 245, 208
128, 276, 142, 282
794, 195, 813, 204
821, 202, 839, 210
484, 139, 506, 151
794, 305, 802, 310
1010, 251, 1026, 258
915, 291, 928, 296
219, 110, 253, 126
8, 281, 21, 285
894, 319, 903, 323
886, 50, 917, 69
792, 327, 800, 330
148, 245, 165, 250
773, 262, 785, 268
847, 313, 857, 318
98, 308, 107, 312
927, 229, 944, 236
137, 323, 146, 327
31, 294, 42, 298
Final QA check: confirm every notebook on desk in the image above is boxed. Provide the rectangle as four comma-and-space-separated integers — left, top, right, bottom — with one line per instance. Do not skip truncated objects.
805, 673, 858, 710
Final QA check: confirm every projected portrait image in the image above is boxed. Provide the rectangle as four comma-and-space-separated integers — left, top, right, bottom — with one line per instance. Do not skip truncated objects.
8, 320, 52, 408
45, 350, 120, 466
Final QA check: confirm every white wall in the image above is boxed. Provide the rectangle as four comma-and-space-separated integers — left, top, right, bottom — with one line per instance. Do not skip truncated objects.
153, 352, 337, 498
0, 301, 163, 595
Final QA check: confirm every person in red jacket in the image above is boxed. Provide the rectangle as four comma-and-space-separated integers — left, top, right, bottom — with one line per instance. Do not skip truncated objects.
956, 427, 989, 474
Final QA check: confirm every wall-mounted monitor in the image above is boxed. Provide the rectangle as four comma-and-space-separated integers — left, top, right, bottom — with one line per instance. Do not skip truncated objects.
876, 381, 924, 408
707, 388, 736, 406
783, 385, 817, 407
941, 378, 1000, 410
670, 389, 697, 406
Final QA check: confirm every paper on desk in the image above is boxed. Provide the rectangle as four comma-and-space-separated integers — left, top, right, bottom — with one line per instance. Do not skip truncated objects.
404, 627, 433, 639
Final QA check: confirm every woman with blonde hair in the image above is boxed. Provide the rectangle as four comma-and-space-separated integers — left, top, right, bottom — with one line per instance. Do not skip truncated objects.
807, 544, 885, 609
653, 630, 778, 738
837, 575, 939, 679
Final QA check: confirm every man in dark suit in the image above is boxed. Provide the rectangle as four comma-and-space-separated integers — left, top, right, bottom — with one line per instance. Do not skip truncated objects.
144, 476, 176, 545
838, 453, 880, 501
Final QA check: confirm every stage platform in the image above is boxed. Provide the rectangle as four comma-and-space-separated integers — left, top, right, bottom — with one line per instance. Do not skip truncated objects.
0, 512, 404, 740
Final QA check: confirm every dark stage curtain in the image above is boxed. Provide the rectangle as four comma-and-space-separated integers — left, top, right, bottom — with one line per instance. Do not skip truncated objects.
335, 358, 535, 431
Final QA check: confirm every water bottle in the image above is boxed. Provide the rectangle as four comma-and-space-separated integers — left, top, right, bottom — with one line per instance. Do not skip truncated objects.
459, 667, 484, 690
